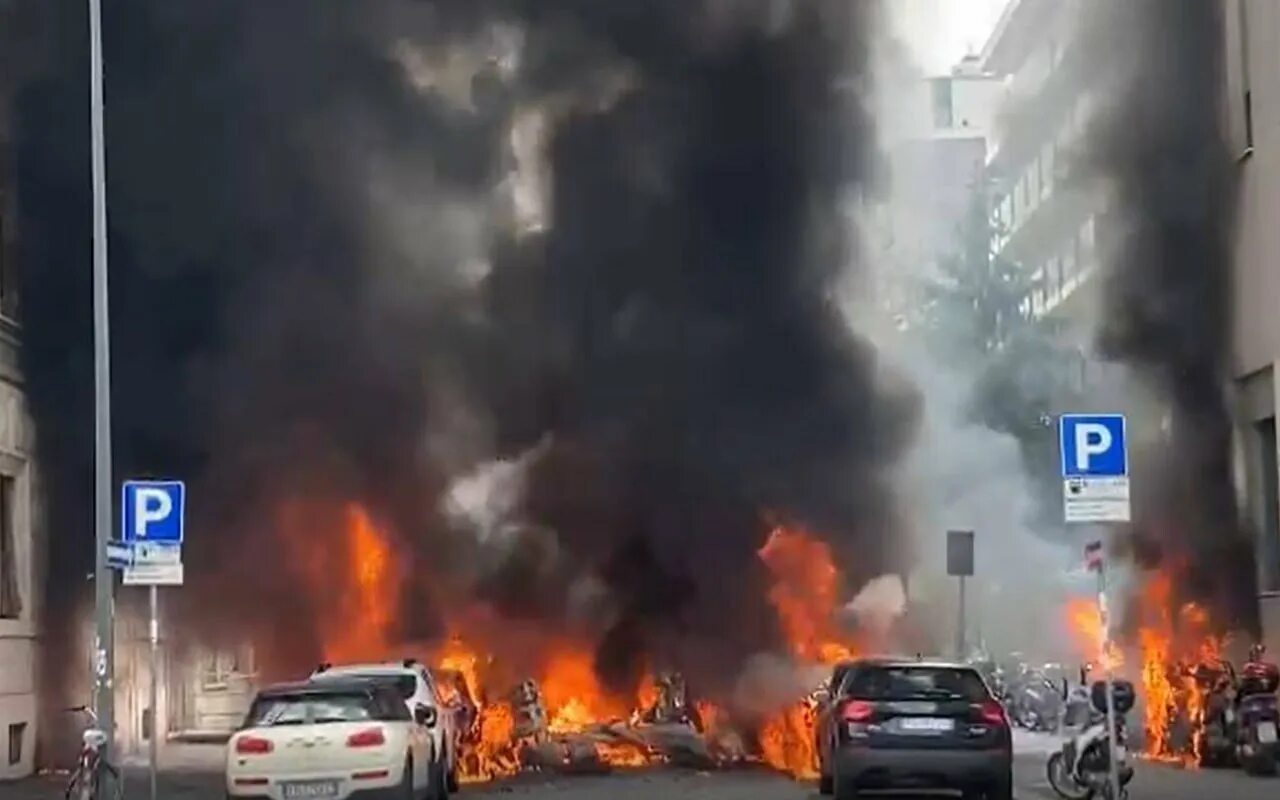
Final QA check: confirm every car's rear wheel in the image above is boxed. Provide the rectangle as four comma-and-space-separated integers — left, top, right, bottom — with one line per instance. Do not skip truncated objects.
832, 775, 860, 800
432, 753, 450, 800
446, 745, 460, 793
983, 769, 1014, 800
401, 757, 415, 800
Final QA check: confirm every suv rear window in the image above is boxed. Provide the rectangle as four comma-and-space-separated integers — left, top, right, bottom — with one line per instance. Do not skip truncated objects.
317, 673, 416, 700
844, 666, 990, 703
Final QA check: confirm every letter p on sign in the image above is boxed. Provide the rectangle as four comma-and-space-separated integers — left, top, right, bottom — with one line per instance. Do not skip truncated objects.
1074, 423, 1112, 472
134, 488, 172, 538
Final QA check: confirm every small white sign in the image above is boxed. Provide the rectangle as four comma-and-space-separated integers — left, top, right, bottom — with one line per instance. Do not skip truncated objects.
123, 562, 184, 586
1063, 476, 1131, 523
132, 541, 182, 566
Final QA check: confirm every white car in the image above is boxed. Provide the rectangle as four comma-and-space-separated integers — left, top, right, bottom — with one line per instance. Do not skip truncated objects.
227, 678, 447, 800
310, 660, 459, 791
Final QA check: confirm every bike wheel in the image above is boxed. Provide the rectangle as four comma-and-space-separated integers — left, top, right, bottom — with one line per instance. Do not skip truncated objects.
1046, 752, 1094, 800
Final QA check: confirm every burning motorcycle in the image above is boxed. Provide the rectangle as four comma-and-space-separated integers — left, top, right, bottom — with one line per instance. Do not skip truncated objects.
1235, 644, 1280, 775
1046, 679, 1136, 800
1190, 656, 1239, 767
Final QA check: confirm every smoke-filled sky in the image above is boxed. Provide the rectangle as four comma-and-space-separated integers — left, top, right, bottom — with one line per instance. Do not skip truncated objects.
15, 0, 921, 691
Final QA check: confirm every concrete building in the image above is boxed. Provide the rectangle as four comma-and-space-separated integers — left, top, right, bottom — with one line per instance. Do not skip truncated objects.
983, 0, 1280, 649
1225, 0, 1280, 648
0, 1, 45, 778
980, 0, 1101, 334
871, 54, 1003, 326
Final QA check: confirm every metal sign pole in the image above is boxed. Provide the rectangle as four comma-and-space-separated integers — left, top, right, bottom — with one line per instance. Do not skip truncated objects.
1098, 561, 1121, 800
149, 585, 159, 800
88, 0, 116, 770
957, 575, 967, 660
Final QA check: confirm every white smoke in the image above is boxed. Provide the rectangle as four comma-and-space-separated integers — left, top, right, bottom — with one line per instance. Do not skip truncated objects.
442, 435, 552, 546
846, 573, 908, 639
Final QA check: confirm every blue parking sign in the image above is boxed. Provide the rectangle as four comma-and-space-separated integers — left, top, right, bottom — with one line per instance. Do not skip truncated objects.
121, 480, 186, 543
1059, 415, 1128, 478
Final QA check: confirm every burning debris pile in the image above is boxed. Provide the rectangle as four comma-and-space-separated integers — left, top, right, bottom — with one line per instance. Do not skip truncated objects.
295, 508, 890, 783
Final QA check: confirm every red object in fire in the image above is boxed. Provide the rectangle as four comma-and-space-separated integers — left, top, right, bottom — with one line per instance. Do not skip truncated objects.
839, 700, 875, 722
346, 727, 387, 748
975, 700, 1007, 727
235, 736, 273, 755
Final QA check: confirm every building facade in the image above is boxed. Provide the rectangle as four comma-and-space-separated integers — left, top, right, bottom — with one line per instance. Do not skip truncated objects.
984, 0, 1280, 649
871, 54, 1002, 327
0, 13, 43, 781
1225, 0, 1280, 649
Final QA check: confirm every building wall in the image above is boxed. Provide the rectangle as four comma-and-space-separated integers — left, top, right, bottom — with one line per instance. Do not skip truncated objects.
0, 1, 42, 780
0, 370, 40, 781
1226, 0, 1280, 644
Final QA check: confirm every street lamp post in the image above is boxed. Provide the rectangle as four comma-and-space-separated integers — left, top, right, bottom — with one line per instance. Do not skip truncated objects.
88, 0, 115, 760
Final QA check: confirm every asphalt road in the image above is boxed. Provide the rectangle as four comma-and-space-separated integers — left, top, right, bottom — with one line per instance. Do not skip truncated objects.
8, 738, 1280, 799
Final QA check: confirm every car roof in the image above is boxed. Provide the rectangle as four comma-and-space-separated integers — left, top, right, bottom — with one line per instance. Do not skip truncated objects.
314, 663, 421, 676
849, 657, 978, 671
256, 677, 386, 698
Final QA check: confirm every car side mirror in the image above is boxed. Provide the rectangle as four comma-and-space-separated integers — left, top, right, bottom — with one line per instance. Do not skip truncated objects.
415, 705, 437, 728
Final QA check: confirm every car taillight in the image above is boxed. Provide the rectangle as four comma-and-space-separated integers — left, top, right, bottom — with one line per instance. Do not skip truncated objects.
840, 700, 875, 722
976, 700, 1007, 727
346, 727, 386, 748
235, 736, 273, 755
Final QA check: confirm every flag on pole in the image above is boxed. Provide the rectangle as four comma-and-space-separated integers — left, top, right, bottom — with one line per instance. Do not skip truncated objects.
1085, 540, 1104, 572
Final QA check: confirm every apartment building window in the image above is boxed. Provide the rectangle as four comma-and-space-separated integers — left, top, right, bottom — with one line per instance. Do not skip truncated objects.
1257, 417, 1280, 591
0, 475, 19, 619
931, 78, 953, 129
7, 721, 24, 766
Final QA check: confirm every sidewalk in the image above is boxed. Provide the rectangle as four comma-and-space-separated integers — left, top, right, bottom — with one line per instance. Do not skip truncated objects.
6, 744, 225, 800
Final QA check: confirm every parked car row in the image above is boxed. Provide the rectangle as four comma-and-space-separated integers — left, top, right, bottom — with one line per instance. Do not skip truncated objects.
226, 659, 467, 800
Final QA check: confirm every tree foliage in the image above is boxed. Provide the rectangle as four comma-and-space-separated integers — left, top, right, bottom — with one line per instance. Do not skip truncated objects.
916, 184, 1085, 530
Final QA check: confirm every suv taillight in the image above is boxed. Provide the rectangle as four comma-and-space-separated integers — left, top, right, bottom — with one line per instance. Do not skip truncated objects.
975, 700, 1007, 727
840, 700, 875, 722
235, 735, 273, 755
346, 727, 386, 748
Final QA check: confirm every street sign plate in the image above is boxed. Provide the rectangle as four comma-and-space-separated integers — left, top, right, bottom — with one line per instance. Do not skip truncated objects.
132, 541, 182, 566
1060, 415, 1130, 523
946, 530, 974, 576
1060, 415, 1128, 477
122, 480, 186, 544
122, 562, 184, 586
1064, 476, 1131, 523
106, 541, 133, 569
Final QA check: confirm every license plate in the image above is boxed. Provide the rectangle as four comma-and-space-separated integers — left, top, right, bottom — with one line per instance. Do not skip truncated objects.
898, 717, 954, 733
282, 780, 340, 800
1258, 722, 1278, 743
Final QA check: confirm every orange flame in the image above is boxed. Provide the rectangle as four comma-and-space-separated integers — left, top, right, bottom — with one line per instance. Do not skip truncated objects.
1133, 571, 1232, 767
756, 525, 858, 778
1065, 596, 1123, 670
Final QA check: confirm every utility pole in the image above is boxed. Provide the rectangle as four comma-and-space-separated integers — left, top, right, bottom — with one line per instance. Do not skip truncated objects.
88, 0, 116, 763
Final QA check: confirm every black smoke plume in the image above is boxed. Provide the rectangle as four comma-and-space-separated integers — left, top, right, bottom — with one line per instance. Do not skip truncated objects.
13, 0, 916, 712
1079, 0, 1256, 632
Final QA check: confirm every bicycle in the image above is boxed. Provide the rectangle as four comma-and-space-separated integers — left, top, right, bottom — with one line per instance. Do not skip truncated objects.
64, 705, 122, 800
